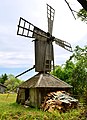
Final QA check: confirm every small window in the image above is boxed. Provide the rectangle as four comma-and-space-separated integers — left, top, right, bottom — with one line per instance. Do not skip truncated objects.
45, 60, 51, 69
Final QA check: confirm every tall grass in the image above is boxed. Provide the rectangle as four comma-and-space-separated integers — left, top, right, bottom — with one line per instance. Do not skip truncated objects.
0, 93, 86, 120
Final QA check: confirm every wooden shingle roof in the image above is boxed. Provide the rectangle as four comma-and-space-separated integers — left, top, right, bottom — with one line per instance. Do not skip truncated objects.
19, 73, 72, 88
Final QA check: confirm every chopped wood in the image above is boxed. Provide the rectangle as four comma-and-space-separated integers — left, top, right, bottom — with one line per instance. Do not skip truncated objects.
41, 91, 78, 112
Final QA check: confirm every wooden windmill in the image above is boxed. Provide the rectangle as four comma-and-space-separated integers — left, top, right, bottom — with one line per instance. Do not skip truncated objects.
16, 4, 72, 77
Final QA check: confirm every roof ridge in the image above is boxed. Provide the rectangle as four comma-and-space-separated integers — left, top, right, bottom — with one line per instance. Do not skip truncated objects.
35, 74, 43, 87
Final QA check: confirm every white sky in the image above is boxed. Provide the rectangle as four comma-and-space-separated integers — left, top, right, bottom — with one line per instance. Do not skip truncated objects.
0, 0, 87, 80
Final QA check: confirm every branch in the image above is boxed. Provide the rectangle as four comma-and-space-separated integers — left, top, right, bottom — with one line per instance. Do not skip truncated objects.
64, 0, 76, 19
77, 0, 87, 11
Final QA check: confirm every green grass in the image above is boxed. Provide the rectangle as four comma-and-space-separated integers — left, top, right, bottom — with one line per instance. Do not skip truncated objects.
0, 93, 86, 120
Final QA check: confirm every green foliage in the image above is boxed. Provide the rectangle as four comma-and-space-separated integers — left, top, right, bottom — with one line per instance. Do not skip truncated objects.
51, 61, 75, 84
0, 73, 8, 84
0, 74, 23, 92
4, 74, 23, 92
51, 65, 64, 80
70, 46, 87, 94
51, 46, 87, 96
77, 9, 87, 23
63, 61, 75, 84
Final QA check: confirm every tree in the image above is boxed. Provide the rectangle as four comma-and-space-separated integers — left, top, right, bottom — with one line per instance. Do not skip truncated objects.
69, 46, 87, 95
4, 74, 23, 92
65, 0, 87, 11
77, 0, 87, 11
51, 61, 75, 84
63, 61, 75, 84
77, 0, 87, 23
77, 9, 87, 23
51, 65, 64, 80
0, 73, 8, 84
51, 46, 87, 96
65, 0, 87, 23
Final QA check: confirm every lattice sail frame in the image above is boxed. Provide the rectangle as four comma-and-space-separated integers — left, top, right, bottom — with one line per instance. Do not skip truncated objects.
17, 17, 48, 40
54, 38, 72, 52
47, 4, 55, 35
17, 17, 35, 38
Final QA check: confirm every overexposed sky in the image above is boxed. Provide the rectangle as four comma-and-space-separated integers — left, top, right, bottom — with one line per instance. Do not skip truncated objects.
0, 0, 87, 80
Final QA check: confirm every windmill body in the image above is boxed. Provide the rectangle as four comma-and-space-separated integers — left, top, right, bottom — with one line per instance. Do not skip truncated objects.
16, 4, 72, 77
32, 26, 53, 72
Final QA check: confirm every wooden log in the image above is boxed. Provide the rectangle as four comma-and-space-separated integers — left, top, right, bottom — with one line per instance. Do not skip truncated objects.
41, 91, 78, 112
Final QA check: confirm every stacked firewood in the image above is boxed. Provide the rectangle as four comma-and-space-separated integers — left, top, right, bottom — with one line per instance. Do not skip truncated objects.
41, 91, 78, 112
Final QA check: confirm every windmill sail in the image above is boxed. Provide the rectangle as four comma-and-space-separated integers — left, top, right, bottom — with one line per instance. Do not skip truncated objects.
47, 4, 55, 35
17, 17, 35, 38
54, 38, 72, 52
17, 17, 48, 39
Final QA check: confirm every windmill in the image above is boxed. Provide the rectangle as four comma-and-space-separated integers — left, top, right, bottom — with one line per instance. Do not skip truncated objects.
16, 4, 72, 77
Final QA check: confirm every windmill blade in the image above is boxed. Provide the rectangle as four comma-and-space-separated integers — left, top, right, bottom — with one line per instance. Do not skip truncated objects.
17, 17, 48, 39
17, 17, 35, 38
54, 38, 72, 52
47, 4, 55, 35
